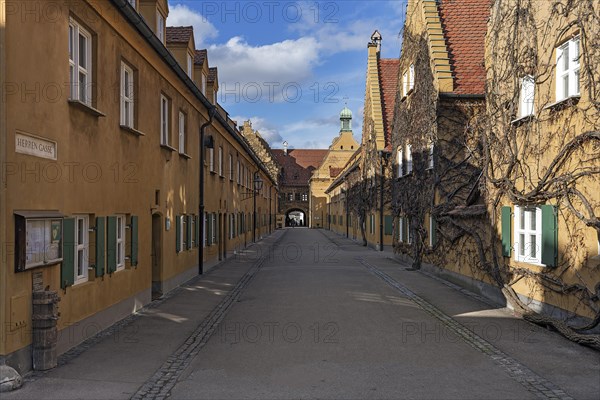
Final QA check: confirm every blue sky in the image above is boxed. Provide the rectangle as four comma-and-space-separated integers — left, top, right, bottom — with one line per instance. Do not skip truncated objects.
168, 1, 406, 148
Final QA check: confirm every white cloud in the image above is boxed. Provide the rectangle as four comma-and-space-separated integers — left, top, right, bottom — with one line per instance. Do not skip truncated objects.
168, 3, 218, 48
209, 36, 319, 94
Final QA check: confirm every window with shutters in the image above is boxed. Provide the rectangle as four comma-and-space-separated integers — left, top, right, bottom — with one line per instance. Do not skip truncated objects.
203, 213, 207, 247
514, 205, 542, 264
178, 215, 186, 252
211, 213, 217, 244
74, 215, 89, 284
237, 160, 241, 184
68, 18, 93, 105
556, 36, 580, 101
120, 62, 135, 128
116, 215, 126, 270
229, 154, 234, 181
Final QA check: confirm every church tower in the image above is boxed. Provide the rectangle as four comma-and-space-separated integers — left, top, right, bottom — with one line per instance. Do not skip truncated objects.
340, 105, 352, 132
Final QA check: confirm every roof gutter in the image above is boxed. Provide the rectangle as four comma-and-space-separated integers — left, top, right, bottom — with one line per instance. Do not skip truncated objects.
111, 0, 276, 186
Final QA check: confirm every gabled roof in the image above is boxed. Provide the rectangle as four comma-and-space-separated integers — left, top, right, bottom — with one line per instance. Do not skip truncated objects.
272, 149, 328, 187
438, 0, 489, 95
194, 49, 207, 65
166, 26, 194, 44
378, 59, 400, 147
208, 67, 218, 83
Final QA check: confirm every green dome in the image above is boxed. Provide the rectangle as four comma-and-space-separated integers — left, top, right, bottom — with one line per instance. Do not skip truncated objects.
340, 106, 352, 119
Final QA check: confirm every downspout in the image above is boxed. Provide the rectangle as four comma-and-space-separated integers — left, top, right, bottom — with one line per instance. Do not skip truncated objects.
379, 151, 385, 251
199, 107, 216, 275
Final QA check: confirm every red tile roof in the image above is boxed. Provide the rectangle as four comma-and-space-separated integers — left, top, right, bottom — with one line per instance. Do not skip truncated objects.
438, 0, 490, 95
194, 49, 207, 65
272, 149, 328, 186
166, 26, 194, 44
378, 58, 400, 147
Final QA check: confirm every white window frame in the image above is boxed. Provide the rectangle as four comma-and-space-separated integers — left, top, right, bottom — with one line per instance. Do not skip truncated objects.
178, 111, 186, 154
514, 205, 543, 265
160, 94, 170, 146
208, 147, 215, 172
187, 53, 193, 77
408, 64, 415, 92
402, 71, 408, 97
556, 36, 580, 101
218, 146, 223, 176
121, 62, 135, 127
156, 11, 165, 43
406, 144, 413, 174
74, 215, 89, 285
520, 75, 535, 118
427, 143, 434, 170
68, 18, 92, 105
396, 147, 403, 177
116, 215, 126, 271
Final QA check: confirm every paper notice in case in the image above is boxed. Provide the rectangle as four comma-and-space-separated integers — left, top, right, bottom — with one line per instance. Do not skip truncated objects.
26, 220, 46, 265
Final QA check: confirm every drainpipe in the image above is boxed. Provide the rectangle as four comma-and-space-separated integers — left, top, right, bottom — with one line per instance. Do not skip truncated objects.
199, 107, 216, 275
378, 151, 387, 251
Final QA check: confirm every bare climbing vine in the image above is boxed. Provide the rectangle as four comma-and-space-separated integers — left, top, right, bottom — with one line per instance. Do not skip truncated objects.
390, 0, 600, 349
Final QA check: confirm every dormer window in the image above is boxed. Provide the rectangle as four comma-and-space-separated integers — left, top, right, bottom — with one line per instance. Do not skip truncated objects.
156, 11, 165, 43
213, 89, 218, 104
187, 53, 193, 77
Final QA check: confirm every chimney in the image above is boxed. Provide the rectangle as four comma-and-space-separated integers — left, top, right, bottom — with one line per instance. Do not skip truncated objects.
283, 141, 288, 155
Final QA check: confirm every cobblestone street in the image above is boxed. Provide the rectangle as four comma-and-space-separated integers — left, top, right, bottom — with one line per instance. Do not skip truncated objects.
6, 229, 600, 400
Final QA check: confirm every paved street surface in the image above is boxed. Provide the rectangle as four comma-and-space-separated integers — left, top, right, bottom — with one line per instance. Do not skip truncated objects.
6, 229, 600, 400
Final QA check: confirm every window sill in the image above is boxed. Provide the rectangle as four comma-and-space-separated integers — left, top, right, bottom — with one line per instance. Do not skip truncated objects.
68, 100, 106, 117
119, 125, 146, 136
544, 95, 580, 112
120, 125, 146, 136
179, 152, 192, 159
209, 170, 216, 174
511, 114, 535, 126
160, 144, 177, 152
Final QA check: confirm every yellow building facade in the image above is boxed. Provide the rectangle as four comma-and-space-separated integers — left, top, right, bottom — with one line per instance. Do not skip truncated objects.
0, 0, 276, 373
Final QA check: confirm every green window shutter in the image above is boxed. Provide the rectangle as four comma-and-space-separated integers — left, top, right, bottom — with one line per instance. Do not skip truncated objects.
501, 206, 512, 257
431, 217, 437, 246
541, 205, 558, 267
95, 217, 105, 277
176, 215, 182, 253
187, 215, 193, 250
107, 216, 117, 274
62, 218, 75, 289
384, 215, 393, 235
194, 215, 200, 248
131, 216, 138, 265
214, 213, 218, 243
207, 214, 212, 246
